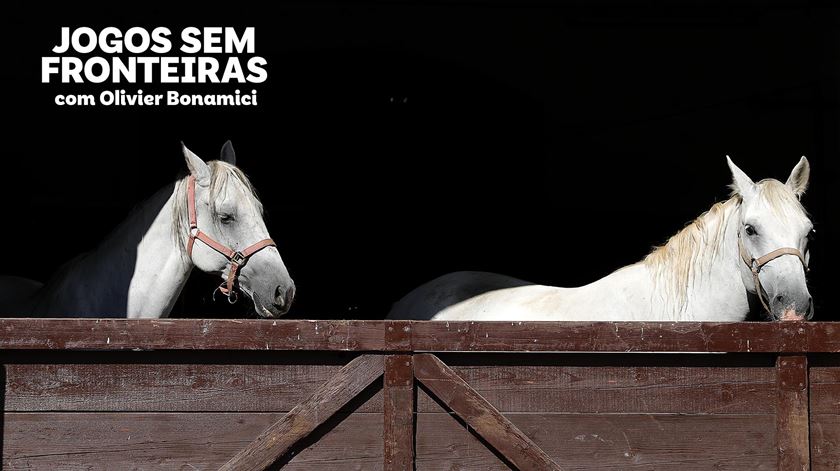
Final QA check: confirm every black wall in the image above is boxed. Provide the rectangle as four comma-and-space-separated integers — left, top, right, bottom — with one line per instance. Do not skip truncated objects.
2, 2, 838, 319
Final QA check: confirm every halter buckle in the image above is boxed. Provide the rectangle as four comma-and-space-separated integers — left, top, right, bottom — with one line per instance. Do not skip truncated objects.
231, 251, 246, 265
751, 259, 761, 273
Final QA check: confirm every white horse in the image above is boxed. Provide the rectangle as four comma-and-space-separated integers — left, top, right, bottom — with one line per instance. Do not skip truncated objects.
389, 157, 814, 322
0, 142, 295, 318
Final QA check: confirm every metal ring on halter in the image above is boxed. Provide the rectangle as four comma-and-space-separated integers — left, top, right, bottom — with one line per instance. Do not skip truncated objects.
212, 284, 239, 304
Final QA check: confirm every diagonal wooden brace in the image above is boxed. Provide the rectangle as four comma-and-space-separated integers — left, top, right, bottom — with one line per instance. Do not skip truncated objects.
413, 353, 562, 471
219, 354, 384, 471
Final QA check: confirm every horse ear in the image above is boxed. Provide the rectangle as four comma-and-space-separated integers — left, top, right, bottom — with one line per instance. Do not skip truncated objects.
726, 155, 755, 196
786, 156, 810, 198
182, 142, 211, 186
220, 140, 236, 165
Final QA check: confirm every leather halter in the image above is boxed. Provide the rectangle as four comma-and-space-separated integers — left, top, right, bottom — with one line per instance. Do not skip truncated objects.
737, 232, 807, 314
186, 175, 276, 303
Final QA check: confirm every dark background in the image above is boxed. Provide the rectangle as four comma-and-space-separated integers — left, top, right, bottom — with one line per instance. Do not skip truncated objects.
2, 2, 838, 320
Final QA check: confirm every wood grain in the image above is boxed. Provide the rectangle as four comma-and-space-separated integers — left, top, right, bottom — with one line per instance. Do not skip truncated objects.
416, 364, 777, 414
810, 366, 840, 470
219, 354, 384, 470
3, 363, 775, 414
408, 320, 830, 353
415, 410, 777, 470
775, 354, 809, 471
414, 353, 561, 470
3, 411, 775, 470
2, 412, 382, 470
0, 319, 387, 351
1, 319, 839, 352
384, 355, 414, 471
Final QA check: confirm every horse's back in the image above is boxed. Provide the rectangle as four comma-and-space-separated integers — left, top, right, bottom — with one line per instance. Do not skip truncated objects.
0, 276, 43, 315
388, 271, 534, 320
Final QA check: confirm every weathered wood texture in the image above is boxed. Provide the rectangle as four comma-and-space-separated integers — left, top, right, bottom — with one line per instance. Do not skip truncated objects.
1, 319, 835, 470
776, 355, 809, 471
3, 412, 383, 470
219, 354, 384, 470
414, 353, 561, 470
809, 367, 840, 470
0, 319, 388, 351
3, 410, 776, 470
408, 321, 840, 352
3, 362, 777, 414
384, 355, 414, 471
3, 413, 776, 471
2, 319, 840, 352
415, 406, 777, 470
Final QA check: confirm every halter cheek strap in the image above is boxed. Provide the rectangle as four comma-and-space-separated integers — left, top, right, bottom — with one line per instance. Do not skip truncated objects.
738, 232, 807, 314
187, 175, 276, 303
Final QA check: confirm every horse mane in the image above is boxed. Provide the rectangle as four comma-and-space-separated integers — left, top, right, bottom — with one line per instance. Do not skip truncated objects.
643, 178, 806, 310
171, 161, 263, 257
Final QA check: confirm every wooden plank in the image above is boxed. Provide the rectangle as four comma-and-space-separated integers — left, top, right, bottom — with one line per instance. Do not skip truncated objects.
0, 319, 387, 351
3, 363, 775, 414
219, 354, 384, 471
2, 411, 775, 470
809, 413, 840, 470
776, 354, 809, 471
1, 319, 840, 352
409, 321, 828, 353
809, 367, 840, 470
417, 364, 777, 414
384, 355, 415, 471
808, 367, 840, 414
2, 412, 383, 470
414, 411, 777, 470
3, 362, 381, 413
414, 353, 560, 471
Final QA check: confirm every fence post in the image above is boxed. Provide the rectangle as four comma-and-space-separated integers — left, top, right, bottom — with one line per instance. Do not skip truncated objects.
776, 354, 809, 471
384, 354, 415, 470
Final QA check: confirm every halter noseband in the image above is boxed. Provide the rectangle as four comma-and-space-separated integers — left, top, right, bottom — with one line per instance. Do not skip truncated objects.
737, 231, 807, 314
186, 175, 276, 303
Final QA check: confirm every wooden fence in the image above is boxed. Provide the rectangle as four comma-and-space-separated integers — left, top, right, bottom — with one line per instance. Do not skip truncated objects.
2, 318, 839, 470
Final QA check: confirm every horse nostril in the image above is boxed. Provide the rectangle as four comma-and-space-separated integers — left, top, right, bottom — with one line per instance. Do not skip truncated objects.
285, 285, 296, 307
274, 286, 286, 307
274, 285, 295, 311
775, 295, 785, 304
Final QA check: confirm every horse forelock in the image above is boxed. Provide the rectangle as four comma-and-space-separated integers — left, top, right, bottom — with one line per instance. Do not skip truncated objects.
753, 179, 809, 219
171, 161, 263, 257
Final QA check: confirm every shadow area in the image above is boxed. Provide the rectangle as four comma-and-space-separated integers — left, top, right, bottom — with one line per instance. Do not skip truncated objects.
268, 378, 383, 469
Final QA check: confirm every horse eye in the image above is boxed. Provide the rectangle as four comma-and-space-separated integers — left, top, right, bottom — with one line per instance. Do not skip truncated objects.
744, 225, 757, 237
808, 229, 816, 241
219, 214, 235, 224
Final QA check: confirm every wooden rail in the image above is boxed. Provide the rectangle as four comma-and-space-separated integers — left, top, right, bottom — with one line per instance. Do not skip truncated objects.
1, 319, 838, 470
2, 318, 839, 352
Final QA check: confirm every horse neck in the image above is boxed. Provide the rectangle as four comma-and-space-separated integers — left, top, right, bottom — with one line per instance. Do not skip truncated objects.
650, 199, 750, 321
35, 183, 193, 318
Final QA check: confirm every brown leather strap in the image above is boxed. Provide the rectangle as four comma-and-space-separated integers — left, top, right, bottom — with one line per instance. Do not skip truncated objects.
738, 233, 807, 313
242, 238, 276, 258
187, 175, 198, 255
755, 248, 807, 268
185, 175, 276, 302
194, 230, 237, 259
